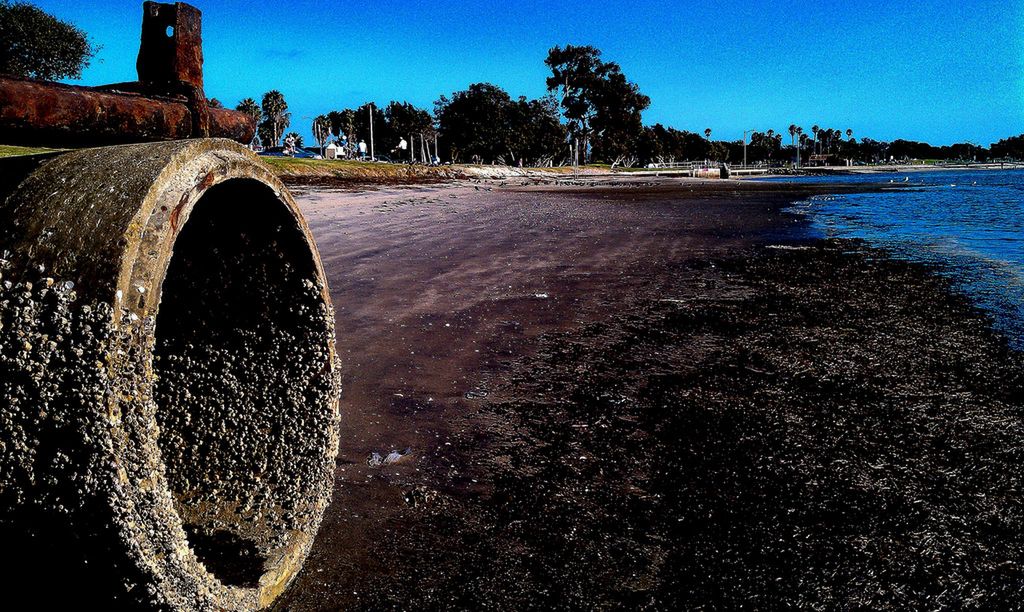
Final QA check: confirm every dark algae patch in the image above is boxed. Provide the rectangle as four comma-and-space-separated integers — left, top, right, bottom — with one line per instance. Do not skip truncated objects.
328, 240, 1024, 610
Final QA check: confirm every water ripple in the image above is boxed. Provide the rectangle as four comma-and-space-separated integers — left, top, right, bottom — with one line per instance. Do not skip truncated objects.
769, 169, 1024, 348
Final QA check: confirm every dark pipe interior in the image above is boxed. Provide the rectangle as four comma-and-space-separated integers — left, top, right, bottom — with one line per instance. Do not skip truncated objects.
153, 179, 334, 588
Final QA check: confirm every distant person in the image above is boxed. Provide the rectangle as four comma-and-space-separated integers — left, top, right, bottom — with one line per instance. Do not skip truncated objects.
358, 140, 367, 159
284, 134, 296, 156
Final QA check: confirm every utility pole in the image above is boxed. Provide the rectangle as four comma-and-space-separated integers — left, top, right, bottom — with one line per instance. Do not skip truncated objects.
368, 103, 375, 160
743, 129, 755, 168
573, 138, 579, 179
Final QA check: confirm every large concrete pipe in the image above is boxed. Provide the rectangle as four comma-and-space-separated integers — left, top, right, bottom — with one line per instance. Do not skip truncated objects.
0, 139, 340, 609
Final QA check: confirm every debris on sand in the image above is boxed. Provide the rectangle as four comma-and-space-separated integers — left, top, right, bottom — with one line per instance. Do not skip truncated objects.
367, 448, 412, 467
403, 486, 439, 508
765, 244, 813, 250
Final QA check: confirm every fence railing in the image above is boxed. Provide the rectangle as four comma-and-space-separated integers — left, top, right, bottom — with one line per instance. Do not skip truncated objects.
645, 160, 722, 170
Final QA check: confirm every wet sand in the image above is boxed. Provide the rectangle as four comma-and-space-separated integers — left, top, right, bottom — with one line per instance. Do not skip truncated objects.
275, 178, 1024, 609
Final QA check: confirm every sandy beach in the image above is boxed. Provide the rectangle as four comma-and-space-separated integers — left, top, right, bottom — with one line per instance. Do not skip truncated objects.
273, 177, 1024, 609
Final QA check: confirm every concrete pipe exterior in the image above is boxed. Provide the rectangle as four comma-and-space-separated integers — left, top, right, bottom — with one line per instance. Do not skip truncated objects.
0, 139, 340, 609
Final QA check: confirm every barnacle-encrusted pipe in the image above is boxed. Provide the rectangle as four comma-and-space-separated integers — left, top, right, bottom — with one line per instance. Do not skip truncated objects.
0, 139, 340, 609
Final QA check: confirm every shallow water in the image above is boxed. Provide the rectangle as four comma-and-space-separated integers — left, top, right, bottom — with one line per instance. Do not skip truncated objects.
760, 169, 1024, 347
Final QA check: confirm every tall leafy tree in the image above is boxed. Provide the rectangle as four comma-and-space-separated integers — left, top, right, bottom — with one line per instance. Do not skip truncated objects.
435, 83, 564, 165
259, 90, 290, 148
383, 101, 434, 160
545, 44, 604, 158
708, 141, 729, 162
545, 44, 649, 163
637, 124, 711, 165
990, 134, 1024, 159
0, 0, 97, 80
351, 102, 379, 152
589, 70, 650, 163
506, 94, 566, 165
435, 83, 513, 163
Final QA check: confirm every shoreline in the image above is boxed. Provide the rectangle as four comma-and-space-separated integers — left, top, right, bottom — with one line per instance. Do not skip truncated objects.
3, 143, 1018, 188
792, 161, 1024, 175
732, 162, 1024, 180
274, 178, 1023, 609
272, 160, 1024, 187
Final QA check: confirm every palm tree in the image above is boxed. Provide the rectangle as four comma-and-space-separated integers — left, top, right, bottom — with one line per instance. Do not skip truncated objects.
765, 129, 778, 160
260, 90, 290, 147
340, 109, 357, 141
788, 124, 798, 166
312, 114, 331, 155
704, 128, 712, 140
326, 110, 343, 139
811, 124, 820, 155
235, 98, 261, 147
326, 109, 358, 144
236, 97, 260, 121
796, 126, 804, 165
846, 128, 853, 141
283, 131, 304, 148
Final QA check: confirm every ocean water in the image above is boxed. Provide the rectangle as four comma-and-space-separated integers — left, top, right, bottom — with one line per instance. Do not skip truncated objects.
761, 169, 1024, 348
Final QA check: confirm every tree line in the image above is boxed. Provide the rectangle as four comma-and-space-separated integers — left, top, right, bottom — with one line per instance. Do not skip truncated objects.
233, 45, 651, 166
237, 41, 1021, 166
232, 41, 1022, 167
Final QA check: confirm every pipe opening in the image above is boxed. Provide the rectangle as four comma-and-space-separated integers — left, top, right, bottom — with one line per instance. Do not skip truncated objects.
152, 179, 335, 589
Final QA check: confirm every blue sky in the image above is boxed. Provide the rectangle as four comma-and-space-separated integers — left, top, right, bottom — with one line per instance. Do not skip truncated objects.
35, 0, 1024, 146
